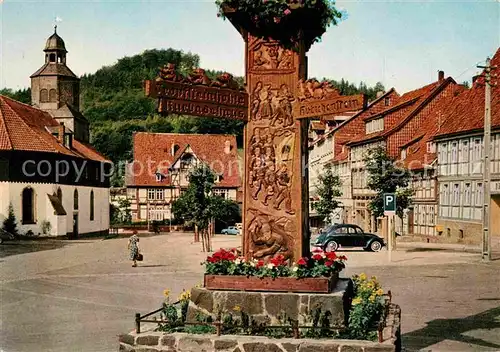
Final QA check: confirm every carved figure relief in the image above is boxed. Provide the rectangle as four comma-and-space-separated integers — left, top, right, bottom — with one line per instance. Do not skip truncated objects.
247, 210, 294, 261
297, 79, 340, 102
248, 125, 295, 214
250, 42, 295, 72
250, 82, 295, 128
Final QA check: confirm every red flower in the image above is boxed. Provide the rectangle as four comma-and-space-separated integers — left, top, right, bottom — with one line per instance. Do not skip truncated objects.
325, 252, 337, 261
274, 17, 281, 23
312, 254, 323, 261
312, 248, 323, 253
256, 260, 265, 268
338, 255, 348, 261
297, 257, 308, 266
325, 261, 333, 267
270, 254, 286, 267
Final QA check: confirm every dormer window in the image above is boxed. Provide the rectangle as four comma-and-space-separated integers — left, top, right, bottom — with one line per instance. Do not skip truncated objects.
426, 142, 436, 153
384, 97, 391, 106
172, 144, 180, 156
366, 118, 384, 134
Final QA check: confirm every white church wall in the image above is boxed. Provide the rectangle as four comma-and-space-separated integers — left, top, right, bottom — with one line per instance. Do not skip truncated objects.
0, 182, 109, 237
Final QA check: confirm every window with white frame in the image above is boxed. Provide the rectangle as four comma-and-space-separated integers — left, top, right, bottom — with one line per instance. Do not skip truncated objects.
429, 206, 435, 225
461, 140, 469, 162
156, 173, 163, 182
401, 148, 407, 160
440, 183, 449, 205
453, 183, 460, 205
426, 142, 436, 153
213, 189, 228, 199
463, 183, 471, 205
439, 143, 448, 164
473, 138, 482, 161
148, 189, 155, 200
366, 118, 384, 134
451, 142, 458, 163
155, 189, 164, 200
475, 182, 483, 206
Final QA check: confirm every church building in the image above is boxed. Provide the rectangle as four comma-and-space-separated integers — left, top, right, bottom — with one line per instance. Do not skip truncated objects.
0, 28, 110, 237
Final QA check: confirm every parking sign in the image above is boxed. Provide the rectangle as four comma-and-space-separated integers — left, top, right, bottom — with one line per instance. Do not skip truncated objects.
384, 193, 396, 216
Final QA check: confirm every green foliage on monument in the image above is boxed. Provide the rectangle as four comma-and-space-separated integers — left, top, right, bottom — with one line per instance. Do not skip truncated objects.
215, 0, 343, 49
312, 165, 342, 224
365, 146, 413, 218
2, 203, 19, 237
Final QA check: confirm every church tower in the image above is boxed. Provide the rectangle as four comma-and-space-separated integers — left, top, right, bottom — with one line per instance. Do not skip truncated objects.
31, 27, 89, 142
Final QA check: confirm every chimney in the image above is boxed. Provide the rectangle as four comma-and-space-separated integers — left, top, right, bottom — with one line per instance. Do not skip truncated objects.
224, 140, 232, 154
376, 91, 384, 99
58, 122, 65, 144
472, 75, 480, 85
438, 70, 445, 82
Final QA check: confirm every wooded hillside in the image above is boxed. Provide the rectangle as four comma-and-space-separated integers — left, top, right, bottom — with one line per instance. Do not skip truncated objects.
1, 48, 385, 174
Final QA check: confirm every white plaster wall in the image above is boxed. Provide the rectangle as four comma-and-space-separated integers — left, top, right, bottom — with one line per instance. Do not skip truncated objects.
0, 182, 109, 237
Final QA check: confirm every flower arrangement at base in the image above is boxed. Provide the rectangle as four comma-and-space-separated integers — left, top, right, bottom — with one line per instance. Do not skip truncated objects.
346, 273, 386, 340
215, 0, 343, 50
203, 247, 346, 279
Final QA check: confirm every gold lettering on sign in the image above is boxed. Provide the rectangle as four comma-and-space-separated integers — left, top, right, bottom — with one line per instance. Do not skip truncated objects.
293, 94, 366, 119
157, 82, 247, 107
159, 99, 247, 121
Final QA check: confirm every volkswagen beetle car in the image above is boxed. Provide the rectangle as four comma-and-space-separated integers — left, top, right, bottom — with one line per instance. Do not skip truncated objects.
221, 226, 240, 235
313, 224, 385, 252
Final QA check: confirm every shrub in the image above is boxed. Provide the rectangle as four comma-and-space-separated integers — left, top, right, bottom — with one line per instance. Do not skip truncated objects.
2, 203, 18, 236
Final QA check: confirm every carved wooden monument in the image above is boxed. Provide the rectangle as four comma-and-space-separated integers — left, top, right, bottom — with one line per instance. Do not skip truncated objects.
145, 9, 366, 263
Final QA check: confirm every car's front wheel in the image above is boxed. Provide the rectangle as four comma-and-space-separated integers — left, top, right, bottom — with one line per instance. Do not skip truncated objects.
370, 240, 383, 252
324, 240, 339, 252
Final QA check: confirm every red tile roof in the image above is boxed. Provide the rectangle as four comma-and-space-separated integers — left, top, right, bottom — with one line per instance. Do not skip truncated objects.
0, 95, 108, 162
434, 48, 500, 138
331, 89, 399, 162
401, 84, 469, 170
347, 80, 447, 145
130, 132, 241, 188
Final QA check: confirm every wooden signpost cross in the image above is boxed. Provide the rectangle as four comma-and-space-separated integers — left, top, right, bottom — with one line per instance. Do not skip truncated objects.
145, 36, 365, 263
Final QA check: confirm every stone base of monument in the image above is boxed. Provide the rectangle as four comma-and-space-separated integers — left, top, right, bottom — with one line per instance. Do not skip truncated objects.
118, 303, 401, 352
187, 278, 352, 326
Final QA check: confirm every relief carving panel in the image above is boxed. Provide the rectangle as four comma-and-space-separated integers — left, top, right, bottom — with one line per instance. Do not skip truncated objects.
243, 36, 306, 262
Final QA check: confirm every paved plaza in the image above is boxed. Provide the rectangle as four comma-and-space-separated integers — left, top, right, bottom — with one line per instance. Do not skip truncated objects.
1, 233, 499, 352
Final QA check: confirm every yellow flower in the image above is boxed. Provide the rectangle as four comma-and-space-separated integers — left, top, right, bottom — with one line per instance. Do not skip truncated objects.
376, 289, 384, 296
352, 297, 362, 305
366, 281, 375, 289
163, 289, 170, 297
371, 276, 378, 281
233, 305, 241, 312
358, 273, 367, 281
369, 295, 376, 303
178, 289, 191, 301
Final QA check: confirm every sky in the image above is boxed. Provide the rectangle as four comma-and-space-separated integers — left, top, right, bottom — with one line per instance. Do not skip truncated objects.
1, 0, 499, 94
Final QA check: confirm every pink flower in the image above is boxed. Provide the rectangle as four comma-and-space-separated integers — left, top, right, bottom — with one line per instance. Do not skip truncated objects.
284, 9, 291, 15
274, 17, 281, 23
325, 261, 333, 267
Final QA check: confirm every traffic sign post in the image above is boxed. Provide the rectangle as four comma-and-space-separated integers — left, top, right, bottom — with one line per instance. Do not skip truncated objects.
384, 193, 396, 262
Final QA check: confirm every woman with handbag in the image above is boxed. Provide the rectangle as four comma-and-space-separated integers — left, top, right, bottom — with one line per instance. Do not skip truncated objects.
128, 232, 142, 267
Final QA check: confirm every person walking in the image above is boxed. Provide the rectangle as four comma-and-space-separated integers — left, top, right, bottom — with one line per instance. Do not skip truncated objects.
128, 231, 141, 267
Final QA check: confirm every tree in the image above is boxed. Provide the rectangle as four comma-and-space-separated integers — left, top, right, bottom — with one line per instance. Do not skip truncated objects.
312, 165, 342, 224
2, 203, 19, 236
172, 164, 240, 252
0, 88, 31, 104
365, 146, 413, 218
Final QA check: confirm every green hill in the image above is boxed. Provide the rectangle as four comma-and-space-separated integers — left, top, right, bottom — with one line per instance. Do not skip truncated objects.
1, 48, 384, 185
